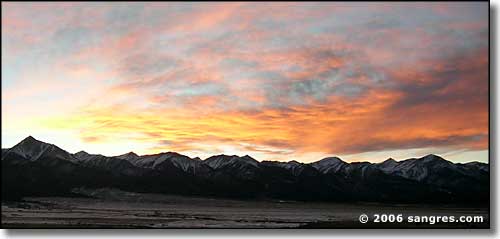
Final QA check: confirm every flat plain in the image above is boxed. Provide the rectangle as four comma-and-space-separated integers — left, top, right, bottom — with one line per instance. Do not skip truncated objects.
1, 189, 489, 229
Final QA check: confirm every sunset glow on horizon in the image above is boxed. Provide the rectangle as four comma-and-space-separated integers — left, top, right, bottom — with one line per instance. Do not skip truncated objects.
2, 2, 489, 163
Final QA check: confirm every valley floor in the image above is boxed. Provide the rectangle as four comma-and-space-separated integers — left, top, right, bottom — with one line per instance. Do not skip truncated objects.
1, 189, 489, 229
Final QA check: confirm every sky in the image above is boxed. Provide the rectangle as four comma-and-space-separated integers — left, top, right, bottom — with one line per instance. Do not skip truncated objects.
1, 2, 489, 163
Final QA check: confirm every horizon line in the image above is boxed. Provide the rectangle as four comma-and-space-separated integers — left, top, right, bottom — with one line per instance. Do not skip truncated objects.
2, 135, 488, 165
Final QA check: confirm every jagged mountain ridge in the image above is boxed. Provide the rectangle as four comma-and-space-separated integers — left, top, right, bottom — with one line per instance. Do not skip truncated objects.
3, 136, 78, 163
2, 136, 488, 176
1, 136, 489, 203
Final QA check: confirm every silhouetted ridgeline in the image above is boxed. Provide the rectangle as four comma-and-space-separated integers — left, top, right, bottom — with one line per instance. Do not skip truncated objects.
2, 136, 489, 204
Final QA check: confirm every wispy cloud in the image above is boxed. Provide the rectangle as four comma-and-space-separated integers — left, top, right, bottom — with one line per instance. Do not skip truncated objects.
2, 2, 488, 162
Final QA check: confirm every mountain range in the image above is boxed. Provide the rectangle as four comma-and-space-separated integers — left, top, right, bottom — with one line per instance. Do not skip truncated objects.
2, 136, 489, 204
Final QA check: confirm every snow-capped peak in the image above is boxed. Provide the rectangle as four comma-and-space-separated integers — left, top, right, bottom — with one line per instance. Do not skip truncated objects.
315, 157, 344, 164
420, 154, 447, 163
376, 158, 399, 173
204, 154, 259, 169
116, 151, 139, 160
310, 157, 346, 173
7, 136, 76, 162
167, 153, 205, 172
124, 151, 206, 173
74, 151, 91, 159
382, 158, 397, 163
377, 154, 457, 182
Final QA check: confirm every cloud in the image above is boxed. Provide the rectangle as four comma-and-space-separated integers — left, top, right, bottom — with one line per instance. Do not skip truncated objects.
3, 2, 488, 162
42, 71, 488, 159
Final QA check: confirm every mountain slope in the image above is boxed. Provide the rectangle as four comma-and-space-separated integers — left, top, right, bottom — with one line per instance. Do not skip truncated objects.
3, 136, 77, 163
125, 152, 212, 176
1, 136, 489, 204
205, 155, 260, 180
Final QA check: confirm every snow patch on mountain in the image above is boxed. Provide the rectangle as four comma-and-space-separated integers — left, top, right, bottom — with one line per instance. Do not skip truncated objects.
124, 152, 206, 173
115, 152, 139, 161
311, 157, 347, 174
204, 155, 259, 170
376, 158, 399, 173
376, 154, 456, 181
6, 136, 77, 162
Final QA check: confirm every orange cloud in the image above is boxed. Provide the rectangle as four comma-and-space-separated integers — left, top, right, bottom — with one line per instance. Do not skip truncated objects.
41, 82, 487, 161
4, 2, 488, 162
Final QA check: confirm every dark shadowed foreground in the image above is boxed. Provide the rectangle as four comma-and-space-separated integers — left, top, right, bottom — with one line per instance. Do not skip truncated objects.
2, 137, 490, 204
1, 137, 490, 228
1, 188, 489, 229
